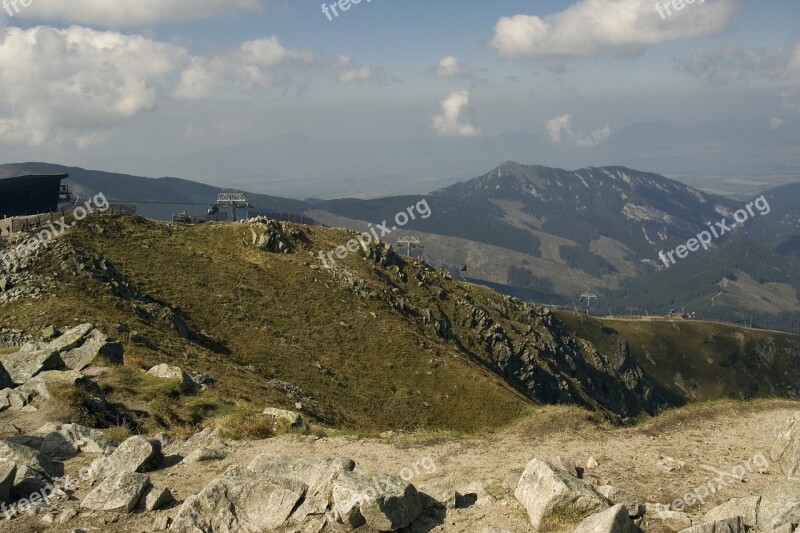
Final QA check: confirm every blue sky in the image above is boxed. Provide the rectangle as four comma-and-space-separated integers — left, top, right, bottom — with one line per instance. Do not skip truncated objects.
0, 0, 798, 196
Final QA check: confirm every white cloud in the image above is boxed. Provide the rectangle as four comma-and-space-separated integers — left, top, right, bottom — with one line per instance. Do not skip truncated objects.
7, 0, 264, 27
431, 91, 479, 137
173, 36, 311, 100
332, 55, 396, 85
489, 0, 737, 61
436, 56, 464, 78
546, 114, 611, 147
770, 117, 784, 130
338, 66, 372, 84
0, 25, 186, 147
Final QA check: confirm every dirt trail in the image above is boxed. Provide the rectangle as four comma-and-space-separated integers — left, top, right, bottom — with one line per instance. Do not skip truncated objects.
8, 401, 799, 532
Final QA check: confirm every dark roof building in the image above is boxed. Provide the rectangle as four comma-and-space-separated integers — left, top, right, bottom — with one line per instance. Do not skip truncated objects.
0, 174, 68, 218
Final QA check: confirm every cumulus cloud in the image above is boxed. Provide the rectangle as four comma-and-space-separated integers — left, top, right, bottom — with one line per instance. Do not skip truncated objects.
546, 114, 611, 147
7, 0, 264, 27
489, 0, 737, 61
173, 36, 311, 100
678, 41, 800, 85
431, 91, 479, 137
0, 25, 186, 147
333, 55, 397, 85
432, 55, 487, 87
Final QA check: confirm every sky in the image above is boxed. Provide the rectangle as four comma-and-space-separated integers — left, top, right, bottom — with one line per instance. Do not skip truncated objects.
0, 0, 798, 197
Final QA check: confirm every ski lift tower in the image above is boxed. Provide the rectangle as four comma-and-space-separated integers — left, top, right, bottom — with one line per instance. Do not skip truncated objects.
578, 291, 598, 315
213, 193, 250, 222
396, 236, 423, 258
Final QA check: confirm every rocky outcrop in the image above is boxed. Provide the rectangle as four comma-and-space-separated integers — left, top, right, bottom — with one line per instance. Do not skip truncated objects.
574, 504, 642, 533
332, 468, 422, 531
81, 471, 151, 513
89, 435, 162, 480
38, 423, 118, 459
704, 496, 760, 529
757, 480, 800, 531
770, 412, 800, 480
514, 458, 610, 529
678, 517, 746, 533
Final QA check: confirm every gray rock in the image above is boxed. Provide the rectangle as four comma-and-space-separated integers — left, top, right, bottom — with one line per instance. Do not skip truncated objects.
137, 485, 175, 511
551, 455, 583, 478
514, 458, 610, 529
332, 468, 422, 531
45, 323, 93, 353
771, 413, 800, 480
0, 388, 30, 411
418, 475, 456, 509
657, 510, 694, 531
262, 407, 309, 432
89, 435, 161, 480
60, 329, 123, 371
247, 454, 355, 522
0, 362, 12, 389
180, 427, 222, 449
758, 480, 800, 531
0, 440, 52, 484
597, 485, 645, 517
183, 447, 227, 464
39, 423, 118, 459
170, 465, 307, 532
0, 459, 16, 503
147, 364, 195, 392
678, 517, 746, 533
0, 350, 63, 384
574, 504, 642, 533
80, 471, 150, 513
18, 370, 99, 400
704, 496, 760, 528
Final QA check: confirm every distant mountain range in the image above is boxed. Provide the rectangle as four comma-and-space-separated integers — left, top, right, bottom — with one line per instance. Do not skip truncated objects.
2, 160, 799, 333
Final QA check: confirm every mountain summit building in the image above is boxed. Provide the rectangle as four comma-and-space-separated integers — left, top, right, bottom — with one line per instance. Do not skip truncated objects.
0, 174, 69, 218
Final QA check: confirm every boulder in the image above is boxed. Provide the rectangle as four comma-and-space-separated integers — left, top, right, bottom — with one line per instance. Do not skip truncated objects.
180, 427, 223, 450
0, 350, 63, 384
0, 440, 53, 484
183, 447, 228, 464
45, 323, 93, 353
89, 435, 161, 480
551, 455, 583, 478
758, 480, 800, 531
170, 465, 307, 533
18, 370, 99, 400
597, 485, 644, 517
514, 458, 610, 529
81, 471, 150, 513
418, 475, 457, 509
39, 423, 118, 459
332, 468, 422, 531
147, 364, 195, 392
262, 408, 309, 432
771, 413, 800, 480
704, 496, 760, 528
657, 510, 694, 532
137, 485, 175, 511
247, 454, 355, 521
0, 363, 12, 389
0, 459, 16, 503
574, 504, 642, 533
678, 517, 746, 533
0, 388, 30, 411
60, 329, 123, 371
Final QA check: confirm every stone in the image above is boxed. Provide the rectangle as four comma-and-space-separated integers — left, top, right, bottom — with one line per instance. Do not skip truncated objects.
551, 455, 583, 478
758, 480, 800, 531
704, 496, 760, 528
0, 388, 30, 410
678, 517, 746, 533
771, 413, 800, 480
183, 447, 227, 464
597, 486, 645, 518
137, 486, 175, 511
262, 407, 309, 432
60, 329, 123, 371
418, 475, 457, 509
247, 454, 355, 522
0, 459, 16, 503
574, 504, 642, 533
0, 350, 63, 384
147, 364, 195, 392
170, 465, 307, 533
657, 510, 694, 532
0, 440, 53, 484
19, 370, 99, 400
0, 362, 12, 389
39, 423, 118, 459
514, 458, 610, 529
332, 468, 422, 531
180, 427, 222, 449
45, 323, 93, 353
40, 326, 59, 340
89, 436, 162, 480
81, 471, 150, 513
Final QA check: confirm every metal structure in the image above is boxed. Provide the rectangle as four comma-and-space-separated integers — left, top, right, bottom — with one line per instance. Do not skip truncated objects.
578, 291, 598, 315
0, 174, 68, 218
209, 193, 249, 222
397, 236, 423, 257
